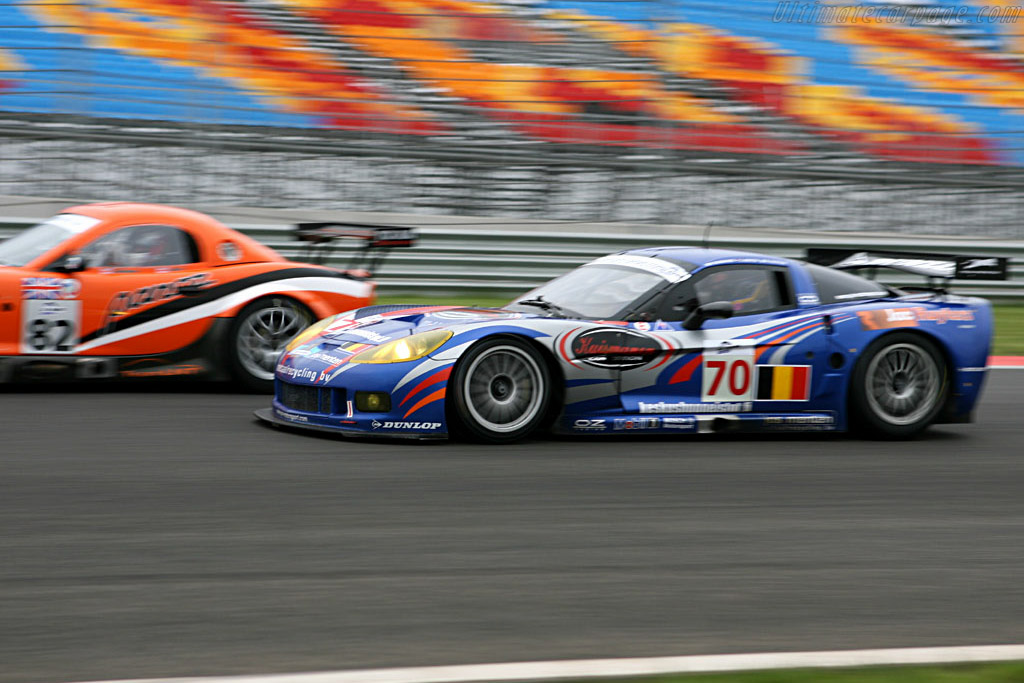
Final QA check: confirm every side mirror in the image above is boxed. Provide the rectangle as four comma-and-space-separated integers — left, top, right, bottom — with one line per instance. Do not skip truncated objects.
56, 254, 87, 273
683, 301, 734, 330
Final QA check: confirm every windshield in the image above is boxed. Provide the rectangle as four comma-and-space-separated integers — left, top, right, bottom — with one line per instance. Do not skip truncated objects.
0, 214, 100, 267
508, 264, 668, 319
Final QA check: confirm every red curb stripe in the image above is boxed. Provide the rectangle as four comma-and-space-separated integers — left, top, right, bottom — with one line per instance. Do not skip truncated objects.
988, 356, 1024, 367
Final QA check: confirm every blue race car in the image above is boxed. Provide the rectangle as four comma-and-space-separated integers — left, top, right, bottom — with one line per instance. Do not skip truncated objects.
255, 246, 1006, 443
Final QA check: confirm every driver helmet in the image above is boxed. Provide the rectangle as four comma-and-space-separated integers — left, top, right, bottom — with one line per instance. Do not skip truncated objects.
124, 227, 171, 266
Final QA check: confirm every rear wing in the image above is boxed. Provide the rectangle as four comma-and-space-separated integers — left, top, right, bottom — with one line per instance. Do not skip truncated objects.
806, 248, 1009, 281
295, 222, 417, 276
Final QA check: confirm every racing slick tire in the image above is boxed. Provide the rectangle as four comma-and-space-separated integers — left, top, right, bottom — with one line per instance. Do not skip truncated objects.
849, 332, 948, 439
449, 336, 552, 444
228, 296, 313, 393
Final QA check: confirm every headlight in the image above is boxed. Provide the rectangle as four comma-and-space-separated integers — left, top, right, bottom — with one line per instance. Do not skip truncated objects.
285, 316, 336, 352
350, 329, 452, 364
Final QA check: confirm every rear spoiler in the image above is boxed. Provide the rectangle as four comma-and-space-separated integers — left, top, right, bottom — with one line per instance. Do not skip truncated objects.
806, 248, 1009, 281
295, 222, 417, 276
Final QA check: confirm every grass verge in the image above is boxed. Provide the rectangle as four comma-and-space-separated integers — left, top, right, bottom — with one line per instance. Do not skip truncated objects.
992, 305, 1024, 356
592, 661, 1024, 682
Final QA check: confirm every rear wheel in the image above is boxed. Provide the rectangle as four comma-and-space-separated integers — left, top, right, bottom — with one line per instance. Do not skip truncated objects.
449, 337, 551, 444
228, 297, 313, 392
849, 333, 947, 439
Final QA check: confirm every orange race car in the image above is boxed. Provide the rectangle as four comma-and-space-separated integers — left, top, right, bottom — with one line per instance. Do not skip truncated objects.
0, 202, 415, 390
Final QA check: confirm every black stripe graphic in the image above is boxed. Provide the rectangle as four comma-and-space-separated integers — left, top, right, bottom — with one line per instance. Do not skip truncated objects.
756, 365, 774, 400
79, 267, 356, 344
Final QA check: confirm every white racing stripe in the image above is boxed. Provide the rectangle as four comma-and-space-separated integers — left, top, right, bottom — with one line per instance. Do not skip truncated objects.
76, 277, 371, 353
68, 645, 1024, 683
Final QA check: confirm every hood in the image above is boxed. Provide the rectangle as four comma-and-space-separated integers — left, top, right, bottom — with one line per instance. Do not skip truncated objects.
277, 304, 538, 382
316, 304, 532, 345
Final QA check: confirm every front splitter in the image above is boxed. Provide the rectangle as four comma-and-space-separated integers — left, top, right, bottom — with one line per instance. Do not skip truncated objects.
253, 407, 447, 441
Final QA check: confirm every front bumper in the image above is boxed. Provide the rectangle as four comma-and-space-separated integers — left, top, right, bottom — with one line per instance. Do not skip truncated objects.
259, 397, 449, 441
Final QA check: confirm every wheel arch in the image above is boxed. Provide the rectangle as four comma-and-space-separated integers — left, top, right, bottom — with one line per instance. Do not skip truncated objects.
445, 331, 564, 441
847, 328, 953, 437
226, 294, 317, 392
516, 333, 566, 430
218, 290, 338, 321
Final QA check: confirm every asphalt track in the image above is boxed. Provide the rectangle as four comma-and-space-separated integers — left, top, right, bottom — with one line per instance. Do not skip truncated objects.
2, 372, 1023, 683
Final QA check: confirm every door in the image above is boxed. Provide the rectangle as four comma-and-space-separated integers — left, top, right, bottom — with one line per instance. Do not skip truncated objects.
68, 224, 215, 356
620, 264, 831, 417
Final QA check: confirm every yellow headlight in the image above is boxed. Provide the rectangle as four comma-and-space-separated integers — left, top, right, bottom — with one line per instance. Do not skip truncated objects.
285, 316, 335, 352
350, 329, 453, 364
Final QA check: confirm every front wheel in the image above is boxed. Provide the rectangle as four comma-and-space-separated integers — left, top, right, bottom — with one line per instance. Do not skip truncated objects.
449, 337, 552, 444
849, 332, 947, 439
228, 297, 313, 392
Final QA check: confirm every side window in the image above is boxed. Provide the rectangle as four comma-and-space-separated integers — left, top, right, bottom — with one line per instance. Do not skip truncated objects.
659, 266, 793, 321
80, 225, 199, 268
803, 263, 889, 304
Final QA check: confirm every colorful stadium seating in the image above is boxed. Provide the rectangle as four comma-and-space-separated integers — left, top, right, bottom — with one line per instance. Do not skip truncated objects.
0, 0, 1019, 164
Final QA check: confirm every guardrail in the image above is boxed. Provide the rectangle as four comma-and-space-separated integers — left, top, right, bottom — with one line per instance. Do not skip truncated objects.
241, 223, 1024, 300
2, 218, 1023, 299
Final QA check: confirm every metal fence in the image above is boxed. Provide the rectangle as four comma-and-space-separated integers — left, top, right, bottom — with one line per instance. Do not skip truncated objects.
2, 120, 1024, 238
2, 212, 1022, 298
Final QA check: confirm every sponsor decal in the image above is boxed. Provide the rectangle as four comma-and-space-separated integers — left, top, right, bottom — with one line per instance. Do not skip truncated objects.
631, 321, 651, 331
857, 308, 917, 330
216, 241, 242, 261
764, 415, 834, 425
915, 308, 975, 324
21, 277, 81, 300
120, 364, 204, 378
372, 420, 442, 430
663, 417, 697, 430
797, 293, 820, 306
302, 351, 349, 366
962, 257, 998, 270
277, 365, 318, 382
324, 318, 360, 334
857, 306, 975, 330
585, 254, 690, 282
573, 418, 608, 431
762, 415, 835, 431
955, 256, 1008, 280
756, 365, 811, 401
104, 273, 216, 325
341, 328, 391, 343
572, 329, 661, 369
614, 417, 661, 431
639, 401, 753, 414
276, 408, 309, 423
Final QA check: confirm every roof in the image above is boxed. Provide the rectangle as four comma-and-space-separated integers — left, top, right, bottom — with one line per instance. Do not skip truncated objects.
621, 246, 795, 270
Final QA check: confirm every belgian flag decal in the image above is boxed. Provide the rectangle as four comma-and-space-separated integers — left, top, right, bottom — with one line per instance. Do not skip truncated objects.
756, 365, 811, 401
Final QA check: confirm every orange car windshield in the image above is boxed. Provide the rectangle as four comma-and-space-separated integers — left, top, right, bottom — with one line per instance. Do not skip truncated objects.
0, 214, 100, 267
